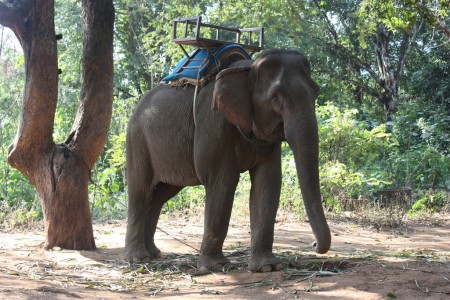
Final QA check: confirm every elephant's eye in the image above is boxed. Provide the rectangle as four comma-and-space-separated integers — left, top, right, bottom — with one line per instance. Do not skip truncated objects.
270, 95, 280, 104
270, 95, 283, 106
270, 95, 283, 112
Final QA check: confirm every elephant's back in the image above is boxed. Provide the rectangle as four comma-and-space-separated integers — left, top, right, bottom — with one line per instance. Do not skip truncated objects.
134, 84, 194, 114
130, 84, 195, 129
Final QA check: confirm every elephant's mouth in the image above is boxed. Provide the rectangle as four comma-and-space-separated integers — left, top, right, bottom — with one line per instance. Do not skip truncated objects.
254, 122, 285, 142
271, 122, 285, 141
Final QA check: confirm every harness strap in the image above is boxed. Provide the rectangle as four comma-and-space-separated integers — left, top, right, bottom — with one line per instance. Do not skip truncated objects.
235, 125, 275, 156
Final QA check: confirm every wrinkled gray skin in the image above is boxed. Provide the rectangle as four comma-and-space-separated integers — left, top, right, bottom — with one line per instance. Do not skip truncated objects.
125, 49, 331, 272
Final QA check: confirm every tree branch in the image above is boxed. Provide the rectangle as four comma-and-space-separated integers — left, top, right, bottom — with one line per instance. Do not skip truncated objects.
395, 22, 423, 80
7, 0, 58, 177
0, 1, 30, 43
312, 0, 339, 43
345, 78, 381, 99
0, 2, 15, 27
310, 0, 385, 89
436, 16, 450, 39
324, 41, 384, 88
416, 3, 450, 40
69, 0, 114, 168
313, 61, 381, 100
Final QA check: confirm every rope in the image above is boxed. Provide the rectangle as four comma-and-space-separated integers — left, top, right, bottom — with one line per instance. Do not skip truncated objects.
193, 72, 200, 126
156, 226, 200, 253
235, 125, 273, 154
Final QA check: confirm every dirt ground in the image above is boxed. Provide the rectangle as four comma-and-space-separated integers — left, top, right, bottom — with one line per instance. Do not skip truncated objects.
0, 213, 449, 300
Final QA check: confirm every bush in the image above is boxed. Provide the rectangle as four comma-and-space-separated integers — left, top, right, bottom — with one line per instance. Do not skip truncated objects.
389, 99, 450, 190
409, 190, 450, 214
0, 200, 42, 230
319, 161, 390, 210
352, 204, 406, 229
316, 103, 393, 210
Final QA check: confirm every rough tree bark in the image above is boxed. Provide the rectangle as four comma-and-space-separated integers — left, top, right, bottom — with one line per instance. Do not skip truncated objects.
373, 25, 398, 116
0, 0, 114, 250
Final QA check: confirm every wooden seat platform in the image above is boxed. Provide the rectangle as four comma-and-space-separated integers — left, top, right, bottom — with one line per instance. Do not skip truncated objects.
172, 16, 264, 56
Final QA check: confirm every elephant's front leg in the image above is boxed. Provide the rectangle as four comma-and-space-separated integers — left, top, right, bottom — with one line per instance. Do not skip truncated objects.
198, 172, 240, 271
248, 145, 284, 272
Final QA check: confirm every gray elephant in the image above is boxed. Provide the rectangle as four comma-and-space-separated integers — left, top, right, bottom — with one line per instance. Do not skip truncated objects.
125, 49, 331, 272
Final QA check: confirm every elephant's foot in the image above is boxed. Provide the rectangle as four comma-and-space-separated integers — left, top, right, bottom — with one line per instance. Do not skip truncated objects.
248, 253, 283, 272
147, 244, 162, 258
197, 253, 230, 272
124, 242, 161, 263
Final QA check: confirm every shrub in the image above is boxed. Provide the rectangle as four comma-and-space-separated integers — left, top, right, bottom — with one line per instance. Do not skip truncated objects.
316, 103, 393, 210
409, 190, 450, 214
389, 99, 450, 191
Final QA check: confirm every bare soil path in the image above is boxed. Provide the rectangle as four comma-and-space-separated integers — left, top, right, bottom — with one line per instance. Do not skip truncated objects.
0, 214, 449, 299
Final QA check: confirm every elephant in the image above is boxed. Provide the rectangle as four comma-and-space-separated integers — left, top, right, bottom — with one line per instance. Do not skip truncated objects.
124, 49, 331, 272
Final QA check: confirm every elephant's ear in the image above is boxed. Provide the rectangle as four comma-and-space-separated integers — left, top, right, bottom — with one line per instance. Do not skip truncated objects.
212, 66, 253, 134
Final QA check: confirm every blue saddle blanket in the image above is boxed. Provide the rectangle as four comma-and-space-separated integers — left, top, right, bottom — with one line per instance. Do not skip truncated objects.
162, 44, 251, 83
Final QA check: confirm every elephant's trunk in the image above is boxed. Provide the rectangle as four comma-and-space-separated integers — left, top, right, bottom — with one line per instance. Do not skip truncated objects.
285, 114, 331, 254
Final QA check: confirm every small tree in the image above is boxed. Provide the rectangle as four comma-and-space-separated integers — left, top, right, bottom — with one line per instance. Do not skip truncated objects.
0, 0, 114, 250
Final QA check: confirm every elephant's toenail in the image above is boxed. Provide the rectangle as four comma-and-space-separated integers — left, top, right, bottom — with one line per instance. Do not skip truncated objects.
261, 265, 272, 272
199, 266, 209, 273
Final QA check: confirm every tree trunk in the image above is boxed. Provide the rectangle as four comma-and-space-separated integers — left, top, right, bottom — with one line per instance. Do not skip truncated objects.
373, 23, 421, 120
0, 0, 114, 250
374, 25, 398, 117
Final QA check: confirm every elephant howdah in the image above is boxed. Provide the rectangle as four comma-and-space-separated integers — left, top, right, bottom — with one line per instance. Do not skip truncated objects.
125, 49, 331, 272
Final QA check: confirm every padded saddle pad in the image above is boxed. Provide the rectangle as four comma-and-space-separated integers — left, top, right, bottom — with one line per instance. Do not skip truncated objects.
162, 44, 251, 85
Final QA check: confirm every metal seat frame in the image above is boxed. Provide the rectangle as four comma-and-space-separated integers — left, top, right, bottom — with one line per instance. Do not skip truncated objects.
172, 16, 264, 60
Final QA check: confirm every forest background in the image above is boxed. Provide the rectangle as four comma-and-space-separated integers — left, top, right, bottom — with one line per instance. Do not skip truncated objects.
0, 0, 449, 226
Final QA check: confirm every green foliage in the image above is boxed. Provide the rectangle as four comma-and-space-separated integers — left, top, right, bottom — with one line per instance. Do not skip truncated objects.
0, 26, 38, 215
163, 186, 205, 212
358, 0, 449, 34
409, 190, 450, 214
317, 104, 396, 166
388, 145, 450, 190
315, 100, 450, 212
2, 169, 37, 206
53, 0, 83, 142
0, 201, 42, 229
390, 99, 450, 189
89, 132, 128, 218
279, 144, 303, 215
407, 44, 450, 104
316, 103, 393, 208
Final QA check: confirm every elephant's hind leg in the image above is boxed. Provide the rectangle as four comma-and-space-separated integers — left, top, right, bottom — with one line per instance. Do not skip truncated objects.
125, 174, 155, 262
144, 183, 183, 258
124, 129, 155, 263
